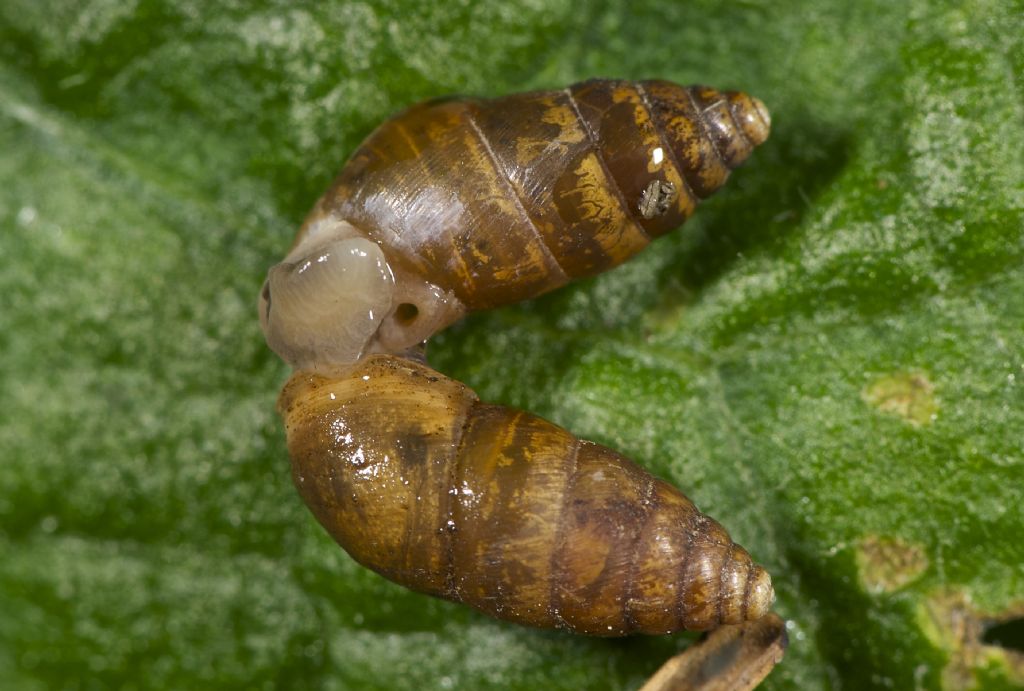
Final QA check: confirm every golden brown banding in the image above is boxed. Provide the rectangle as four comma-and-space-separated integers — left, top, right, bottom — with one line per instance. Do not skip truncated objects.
463, 106, 571, 288
280, 355, 773, 635
548, 435, 581, 631
471, 91, 592, 279
680, 516, 735, 630
674, 510, 699, 631
441, 400, 475, 601
716, 545, 734, 625
690, 86, 755, 169
741, 554, 758, 621
569, 80, 691, 239
563, 85, 649, 237
643, 80, 734, 200
746, 565, 775, 620
629, 484, 697, 633
685, 87, 732, 173
264, 79, 775, 639
277, 78, 769, 332
634, 80, 700, 224
721, 547, 754, 624
621, 474, 659, 632
725, 91, 771, 149
561, 85, 653, 273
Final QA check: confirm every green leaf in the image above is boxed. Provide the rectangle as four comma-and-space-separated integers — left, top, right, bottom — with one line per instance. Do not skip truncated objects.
2, 0, 1022, 689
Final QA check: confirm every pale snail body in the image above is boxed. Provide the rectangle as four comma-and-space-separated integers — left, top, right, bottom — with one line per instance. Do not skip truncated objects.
260, 78, 774, 635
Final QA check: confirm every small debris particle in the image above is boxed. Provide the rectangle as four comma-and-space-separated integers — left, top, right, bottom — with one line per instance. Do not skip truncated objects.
640, 613, 787, 691
856, 535, 928, 594
862, 371, 938, 426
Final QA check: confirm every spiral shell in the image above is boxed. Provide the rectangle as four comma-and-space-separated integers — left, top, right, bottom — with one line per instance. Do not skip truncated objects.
280, 355, 774, 635
259, 78, 774, 636
300, 79, 769, 310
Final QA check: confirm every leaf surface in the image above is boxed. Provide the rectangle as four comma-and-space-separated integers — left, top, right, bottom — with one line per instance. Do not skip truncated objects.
1, 1, 1022, 688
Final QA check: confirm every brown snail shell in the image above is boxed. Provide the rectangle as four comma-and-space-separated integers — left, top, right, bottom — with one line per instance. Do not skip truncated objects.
310, 80, 769, 306
258, 78, 774, 635
260, 79, 770, 368
280, 355, 774, 635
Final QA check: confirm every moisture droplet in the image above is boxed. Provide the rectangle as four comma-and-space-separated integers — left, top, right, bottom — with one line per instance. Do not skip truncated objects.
17, 206, 37, 226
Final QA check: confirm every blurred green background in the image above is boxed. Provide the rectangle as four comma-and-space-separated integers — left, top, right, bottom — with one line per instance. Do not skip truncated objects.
1, 0, 1022, 689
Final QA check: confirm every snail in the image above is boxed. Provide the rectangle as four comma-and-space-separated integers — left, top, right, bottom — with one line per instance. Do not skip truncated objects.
260, 79, 774, 635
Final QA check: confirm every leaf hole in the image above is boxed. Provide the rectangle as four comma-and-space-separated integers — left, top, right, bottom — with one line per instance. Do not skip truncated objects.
983, 617, 1024, 653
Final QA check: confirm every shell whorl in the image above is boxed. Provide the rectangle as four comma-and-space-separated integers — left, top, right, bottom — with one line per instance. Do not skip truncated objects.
279, 355, 774, 635
261, 79, 775, 637
297, 79, 771, 313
